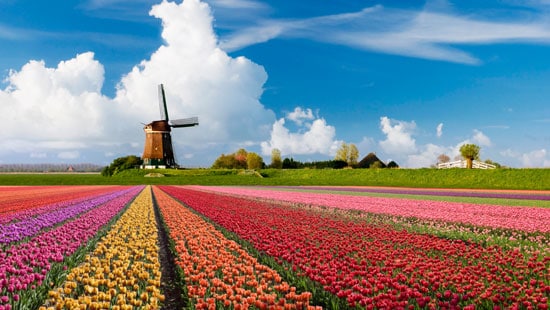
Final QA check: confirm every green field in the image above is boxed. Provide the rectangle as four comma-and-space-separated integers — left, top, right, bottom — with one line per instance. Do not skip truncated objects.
0, 167, 548, 190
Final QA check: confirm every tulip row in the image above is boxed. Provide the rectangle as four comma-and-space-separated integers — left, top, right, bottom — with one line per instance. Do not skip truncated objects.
0, 186, 143, 310
160, 186, 549, 309
191, 186, 550, 233
0, 187, 134, 244
153, 186, 320, 310
41, 186, 163, 310
280, 186, 550, 201
0, 186, 120, 223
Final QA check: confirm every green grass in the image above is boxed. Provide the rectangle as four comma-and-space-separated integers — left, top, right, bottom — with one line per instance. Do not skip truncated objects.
0, 168, 548, 189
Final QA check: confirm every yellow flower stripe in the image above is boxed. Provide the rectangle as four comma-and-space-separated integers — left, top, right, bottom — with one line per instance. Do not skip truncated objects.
40, 186, 164, 310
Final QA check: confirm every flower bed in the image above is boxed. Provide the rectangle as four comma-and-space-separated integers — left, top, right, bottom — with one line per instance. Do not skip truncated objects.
40, 186, 163, 310
0, 187, 134, 244
0, 186, 142, 310
0, 186, 121, 224
153, 186, 319, 310
160, 186, 549, 309
192, 186, 550, 233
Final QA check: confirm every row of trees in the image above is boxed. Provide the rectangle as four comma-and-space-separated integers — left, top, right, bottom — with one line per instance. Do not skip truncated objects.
211, 149, 265, 170
211, 143, 399, 170
0, 163, 103, 173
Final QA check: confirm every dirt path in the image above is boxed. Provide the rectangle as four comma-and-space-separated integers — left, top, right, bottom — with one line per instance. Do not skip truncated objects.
151, 187, 187, 309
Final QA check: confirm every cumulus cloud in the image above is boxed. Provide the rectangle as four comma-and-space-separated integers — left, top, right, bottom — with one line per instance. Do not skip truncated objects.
471, 129, 491, 146
379, 116, 417, 155
0, 0, 275, 165
260, 108, 341, 157
501, 148, 550, 167
521, 149, 549, 167
286, 107, 314, 126
407, 143, 450, 168
436, 123, 443, 138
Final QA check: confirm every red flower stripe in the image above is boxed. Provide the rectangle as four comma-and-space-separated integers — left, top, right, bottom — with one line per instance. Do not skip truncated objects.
160, 186, 549, 309
190, 186, 550, 233
153, 186, 320, 310
0, 186, 124, 224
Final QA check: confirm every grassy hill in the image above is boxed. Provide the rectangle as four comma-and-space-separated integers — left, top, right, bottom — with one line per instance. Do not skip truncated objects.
0, 168, 548, 189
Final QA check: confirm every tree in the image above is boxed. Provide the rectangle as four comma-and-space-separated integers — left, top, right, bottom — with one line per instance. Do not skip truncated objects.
101, 155, 142, 176
459, 144, 480, 169
387, 161, 399, 168
335, 142, 359, 167
484, 159, 501, 168
335, 142, 350, 162
349, 144, 359, 166
270, 148, 282, 169
437, 154, 450, 164
234, 148, 248, 169
211, 153, 238, 169
282, 158, 301, 169
246, 152, 264, 170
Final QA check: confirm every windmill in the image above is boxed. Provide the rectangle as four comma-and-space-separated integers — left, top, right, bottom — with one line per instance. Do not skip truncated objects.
141, 84, 198, 169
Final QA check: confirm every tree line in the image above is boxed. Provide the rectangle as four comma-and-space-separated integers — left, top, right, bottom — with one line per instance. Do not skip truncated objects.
211, 143, 399, 170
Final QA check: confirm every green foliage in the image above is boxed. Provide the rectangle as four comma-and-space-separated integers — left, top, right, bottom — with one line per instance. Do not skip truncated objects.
246, 152, 264, 170
335, 142, 359, 166
282, 158, 347, 169
211, 153, 238, 169
387, 161, 399, 168
270, 148, 283, 169
101, 155, 142, 176
460, 144, 480, 160
211, 149, 264, 169
484, 159, 502, 168
0, 168, 548, 190
460, 144, 480, 169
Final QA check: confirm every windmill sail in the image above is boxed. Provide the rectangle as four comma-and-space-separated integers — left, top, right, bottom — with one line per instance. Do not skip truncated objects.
158, 84, 169, 121
170, 117, 199, 128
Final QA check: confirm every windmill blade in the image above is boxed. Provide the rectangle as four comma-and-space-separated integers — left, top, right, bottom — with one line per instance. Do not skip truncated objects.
158, 84, 169, 121
170, 117, 199, 128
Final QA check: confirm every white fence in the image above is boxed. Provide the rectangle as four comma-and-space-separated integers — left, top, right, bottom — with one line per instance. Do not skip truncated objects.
437, 160, 496, 169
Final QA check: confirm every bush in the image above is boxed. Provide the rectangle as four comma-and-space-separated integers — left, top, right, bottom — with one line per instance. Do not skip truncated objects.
102, 155, 143, 176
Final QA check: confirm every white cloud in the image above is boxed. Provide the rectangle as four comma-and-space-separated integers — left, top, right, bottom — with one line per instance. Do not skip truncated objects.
379, 116, 417, 155
58, 151, 80, 160
472, 129, 492, 146
407, 143, 450, 168
521, 149, 550, 167
436, 123, 443, 138
286, 107, 314, 126
220, 4, 550, 64
500, 148, 550, 167
260, 110, 341, 157
0, 0, 275, 165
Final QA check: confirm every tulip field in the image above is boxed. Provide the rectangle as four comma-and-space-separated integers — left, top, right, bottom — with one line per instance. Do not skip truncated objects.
0, 185, 548, 309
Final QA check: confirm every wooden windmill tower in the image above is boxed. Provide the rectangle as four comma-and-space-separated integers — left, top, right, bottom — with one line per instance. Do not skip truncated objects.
141, 84, 198, 169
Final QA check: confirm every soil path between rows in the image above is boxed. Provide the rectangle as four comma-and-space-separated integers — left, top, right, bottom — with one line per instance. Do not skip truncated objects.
151, 188, 187, 309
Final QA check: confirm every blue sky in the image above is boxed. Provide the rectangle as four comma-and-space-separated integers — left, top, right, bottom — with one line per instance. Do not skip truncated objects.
0, 0, 549, 168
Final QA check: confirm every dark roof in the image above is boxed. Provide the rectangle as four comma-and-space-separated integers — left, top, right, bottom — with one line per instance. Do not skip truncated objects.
357, 152, 387, 168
